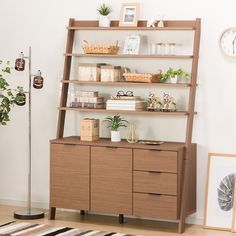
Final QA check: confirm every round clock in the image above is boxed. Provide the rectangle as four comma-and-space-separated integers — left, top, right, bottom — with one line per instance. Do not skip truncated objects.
220, 28, 236, 57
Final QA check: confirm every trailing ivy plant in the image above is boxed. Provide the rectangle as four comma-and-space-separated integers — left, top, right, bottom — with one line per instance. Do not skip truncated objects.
0, 60, 24, 125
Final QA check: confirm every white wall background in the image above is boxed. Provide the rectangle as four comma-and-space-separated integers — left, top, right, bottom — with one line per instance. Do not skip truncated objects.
1, 0, 236, 225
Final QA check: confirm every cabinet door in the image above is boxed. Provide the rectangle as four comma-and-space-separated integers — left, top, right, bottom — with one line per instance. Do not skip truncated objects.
50, 143, 90, 210
91, 146, 132, 215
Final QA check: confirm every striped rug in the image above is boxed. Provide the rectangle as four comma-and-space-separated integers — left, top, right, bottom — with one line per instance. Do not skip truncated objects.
0, 222, 142, 236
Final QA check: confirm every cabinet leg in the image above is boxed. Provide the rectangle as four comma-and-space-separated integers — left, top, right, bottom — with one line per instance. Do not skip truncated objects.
80, 210, 85, 215
119, 214, 124, 224
48, 207, 56, 220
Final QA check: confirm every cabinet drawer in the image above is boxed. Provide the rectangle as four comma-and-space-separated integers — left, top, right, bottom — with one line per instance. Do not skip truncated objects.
91, 146, 132, 215
133, 193, 177, 219
50, 144, 90, 210
133, 171, 177, 195
134, 149, 177, 173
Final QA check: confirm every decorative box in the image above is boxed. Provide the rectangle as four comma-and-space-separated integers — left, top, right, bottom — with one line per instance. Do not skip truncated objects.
78, 63, 106, 82
100, 65, 121, 82
80, 118, 99, 141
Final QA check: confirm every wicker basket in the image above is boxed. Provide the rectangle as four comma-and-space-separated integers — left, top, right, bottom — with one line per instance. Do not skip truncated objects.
82, 40, 119, 54
123, 71, 162, 83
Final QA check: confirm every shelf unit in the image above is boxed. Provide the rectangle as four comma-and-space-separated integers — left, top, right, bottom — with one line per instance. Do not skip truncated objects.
50, 18, 201, 234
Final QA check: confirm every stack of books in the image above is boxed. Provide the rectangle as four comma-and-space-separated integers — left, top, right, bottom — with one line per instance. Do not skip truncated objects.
106, 99, 146, 111
71, 91, 105, 109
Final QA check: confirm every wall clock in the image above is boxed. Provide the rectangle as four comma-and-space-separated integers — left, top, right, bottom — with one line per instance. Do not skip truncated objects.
220, 28, 236, 57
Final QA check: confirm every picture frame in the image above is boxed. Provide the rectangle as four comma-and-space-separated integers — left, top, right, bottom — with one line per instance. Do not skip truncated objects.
119, 3, 140, 27
123, 35, 141, 54
204, 153, 236, 231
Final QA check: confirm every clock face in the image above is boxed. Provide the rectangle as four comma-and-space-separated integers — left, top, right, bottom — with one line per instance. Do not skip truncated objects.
220, 28, 236, 57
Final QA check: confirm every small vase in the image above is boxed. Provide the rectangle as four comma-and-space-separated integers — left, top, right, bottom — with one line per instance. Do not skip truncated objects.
126, 124, 138, 144
170, 75, 178, 83
111, 130, 121, 142
99, 15, 111, 27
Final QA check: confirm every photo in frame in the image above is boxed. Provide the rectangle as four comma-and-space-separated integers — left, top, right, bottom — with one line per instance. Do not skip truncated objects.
204, 153, 236, 231
119, 3, 140, 27
123, 35, 141, 54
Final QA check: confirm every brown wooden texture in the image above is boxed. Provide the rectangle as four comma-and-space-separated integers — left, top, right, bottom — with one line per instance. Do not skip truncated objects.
91, 147, 132, 215
50, 144, 90, 210
61, 80, 191, 87
58, 107, 191, 116
179, 18, 201, 234
56, 18, 75, 139
133, 193, 177, 219
134, 149, 178, 173
68, 20, 196, 30
133, 171, 177, 195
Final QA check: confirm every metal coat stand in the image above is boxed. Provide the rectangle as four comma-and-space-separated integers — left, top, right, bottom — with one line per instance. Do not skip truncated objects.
14, 47, 44, 220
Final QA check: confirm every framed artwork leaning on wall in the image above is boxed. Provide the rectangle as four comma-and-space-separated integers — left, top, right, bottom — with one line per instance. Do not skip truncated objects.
204, 153, 236, 231
119, 3, 140, 27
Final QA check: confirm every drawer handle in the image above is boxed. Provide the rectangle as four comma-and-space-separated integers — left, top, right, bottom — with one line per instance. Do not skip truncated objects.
105, 146, 118, 149
64, 143, 76, 146
148, 193, 162, 196
148, 171, 162, 174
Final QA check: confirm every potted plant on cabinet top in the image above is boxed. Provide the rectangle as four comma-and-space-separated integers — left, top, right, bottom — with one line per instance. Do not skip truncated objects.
104, 114, 128, 142
0, 61, 25, 125
97, 3, 112, 27
160, 68, 189, 84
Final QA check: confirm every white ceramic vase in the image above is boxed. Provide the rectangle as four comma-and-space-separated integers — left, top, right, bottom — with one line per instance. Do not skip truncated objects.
111, 130, 121, 142
170, 75, 178, 83
99, 15, 111, 27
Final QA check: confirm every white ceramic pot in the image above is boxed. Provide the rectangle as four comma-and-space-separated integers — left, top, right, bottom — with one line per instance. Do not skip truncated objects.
99, 15, 111, 27
111, 130, 121, 142
170, 75, 178, 83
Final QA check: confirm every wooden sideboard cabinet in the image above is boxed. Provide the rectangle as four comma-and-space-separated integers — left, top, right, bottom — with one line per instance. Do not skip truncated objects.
49, 137, 196, 229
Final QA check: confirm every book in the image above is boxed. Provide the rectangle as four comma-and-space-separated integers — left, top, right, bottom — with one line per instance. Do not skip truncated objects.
106, 106, 145, 111
76, 91, 99, 97
77, 96, 104, 103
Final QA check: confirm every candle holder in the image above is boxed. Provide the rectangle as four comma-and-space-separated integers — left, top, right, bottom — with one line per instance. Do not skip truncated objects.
13, 47, 45, 220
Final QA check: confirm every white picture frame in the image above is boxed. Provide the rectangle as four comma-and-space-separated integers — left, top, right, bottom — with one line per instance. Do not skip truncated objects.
204, 153, 236, 231
119, 3, 140, 27
123, 35, 141, 55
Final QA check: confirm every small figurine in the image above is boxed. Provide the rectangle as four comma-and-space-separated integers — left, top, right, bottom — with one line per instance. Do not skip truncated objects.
162, 93, 176, 112
147, 92, 162, 111
147, 20, 158, 28
157, 15, 165, 28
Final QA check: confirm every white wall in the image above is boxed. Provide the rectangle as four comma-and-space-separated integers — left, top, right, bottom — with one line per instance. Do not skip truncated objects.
1, 0, 236, 225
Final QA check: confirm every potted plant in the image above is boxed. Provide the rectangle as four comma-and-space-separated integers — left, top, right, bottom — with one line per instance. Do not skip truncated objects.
104, 114, 128, 142
15, 86, 26, 106
160, 68, 189, 84
0, 60, 24, 125
97, 3, 112, 27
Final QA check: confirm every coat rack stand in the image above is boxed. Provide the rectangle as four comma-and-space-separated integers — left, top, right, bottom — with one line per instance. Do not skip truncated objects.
14, 47, 44, 220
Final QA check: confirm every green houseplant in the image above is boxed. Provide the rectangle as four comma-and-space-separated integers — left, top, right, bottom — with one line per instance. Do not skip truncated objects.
104, 114, 128, 142
160, 68, 189, 83
97, 3, 112, 27
0, 61, 25, 125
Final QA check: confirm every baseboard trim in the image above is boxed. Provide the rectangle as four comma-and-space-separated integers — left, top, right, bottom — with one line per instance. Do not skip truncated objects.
0, 199, 203, 225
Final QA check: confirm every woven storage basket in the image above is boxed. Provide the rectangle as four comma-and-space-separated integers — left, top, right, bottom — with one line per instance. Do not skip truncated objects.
123, 71, 162, 83
82, 40, 119, 54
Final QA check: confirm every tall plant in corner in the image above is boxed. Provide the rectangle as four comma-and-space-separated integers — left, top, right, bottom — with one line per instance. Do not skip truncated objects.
0, 60, 24, 125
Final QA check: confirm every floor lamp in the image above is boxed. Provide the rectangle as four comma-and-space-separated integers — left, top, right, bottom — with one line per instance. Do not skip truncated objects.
14, 47, 45, 220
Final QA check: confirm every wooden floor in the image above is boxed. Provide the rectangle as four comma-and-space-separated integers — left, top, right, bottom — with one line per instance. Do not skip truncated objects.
0, 205, 231, 236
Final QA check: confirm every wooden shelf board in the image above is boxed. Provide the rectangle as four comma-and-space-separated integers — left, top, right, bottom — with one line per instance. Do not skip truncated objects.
61, 80, 191, 87
68, 20, 196, 30
59, 107, 191, 116
67, 26, 195, 31
64, 53, 193, 59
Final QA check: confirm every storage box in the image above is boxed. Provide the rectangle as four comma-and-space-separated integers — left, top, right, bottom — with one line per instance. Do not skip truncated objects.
100, 65, 121, 82
78, 63, 106, 82
80, 119, 99, 141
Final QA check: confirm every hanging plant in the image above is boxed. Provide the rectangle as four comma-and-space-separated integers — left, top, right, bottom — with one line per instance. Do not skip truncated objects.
0, 60, 24, 125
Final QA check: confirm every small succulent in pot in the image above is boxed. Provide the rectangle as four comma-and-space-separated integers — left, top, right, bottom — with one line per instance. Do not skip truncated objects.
104, 114, 128, 142
15, 86, 26, 106
160, 68, 189, 83
97, 3, 112, 27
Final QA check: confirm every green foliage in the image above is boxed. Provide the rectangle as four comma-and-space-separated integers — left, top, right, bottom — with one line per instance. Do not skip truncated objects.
0, 61, 24, 125
104, 114, 128, 131
160, 68, 189, 82
97, 3, 111, 16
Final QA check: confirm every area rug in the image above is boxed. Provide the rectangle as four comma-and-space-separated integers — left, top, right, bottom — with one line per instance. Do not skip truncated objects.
0, 221, 142, 236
